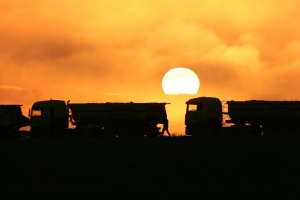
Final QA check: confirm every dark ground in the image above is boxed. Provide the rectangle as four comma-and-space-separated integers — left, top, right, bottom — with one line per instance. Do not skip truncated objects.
1, 134, 300, 200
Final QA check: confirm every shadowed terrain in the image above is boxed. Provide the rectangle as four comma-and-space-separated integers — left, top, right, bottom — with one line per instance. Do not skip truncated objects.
1, 134, 300, 199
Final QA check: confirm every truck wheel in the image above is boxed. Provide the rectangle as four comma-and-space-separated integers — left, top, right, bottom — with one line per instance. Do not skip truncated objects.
30, 128, 40, 139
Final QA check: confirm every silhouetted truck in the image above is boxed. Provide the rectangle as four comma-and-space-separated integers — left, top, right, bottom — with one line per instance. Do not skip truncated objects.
29, 100, 69, 137
185, 96, 300, 135
29, 100, 169, 137
0, 105, 29, 136
185, 97, 223, 135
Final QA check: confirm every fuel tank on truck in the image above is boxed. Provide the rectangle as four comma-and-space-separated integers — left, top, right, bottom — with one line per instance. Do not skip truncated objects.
68, 102, 169, 126
227, 100, 300, 124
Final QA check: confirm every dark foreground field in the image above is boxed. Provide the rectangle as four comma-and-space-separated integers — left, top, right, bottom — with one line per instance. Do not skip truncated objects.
1, 134, 300, 200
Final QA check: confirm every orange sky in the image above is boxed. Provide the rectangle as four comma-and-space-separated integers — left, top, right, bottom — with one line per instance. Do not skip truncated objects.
1, 0, 300, 134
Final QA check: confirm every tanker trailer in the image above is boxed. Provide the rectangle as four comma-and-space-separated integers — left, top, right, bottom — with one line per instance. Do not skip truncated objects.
0, 105, 29, 137
68, 102, 170, 137
29, 100, 69, 138
185, 97, 223, 135
185, 96, 300, 135
226, 100, 300, 134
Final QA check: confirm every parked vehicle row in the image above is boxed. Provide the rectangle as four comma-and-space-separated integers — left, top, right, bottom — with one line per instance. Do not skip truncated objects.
1, 96, 299, 138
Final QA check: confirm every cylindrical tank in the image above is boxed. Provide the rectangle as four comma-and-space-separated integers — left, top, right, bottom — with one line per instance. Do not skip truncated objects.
227, 100, 300, 125
68, 102, 169, 126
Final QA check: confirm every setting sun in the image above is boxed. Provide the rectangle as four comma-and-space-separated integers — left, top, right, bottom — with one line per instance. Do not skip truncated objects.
162, 67, 200, 95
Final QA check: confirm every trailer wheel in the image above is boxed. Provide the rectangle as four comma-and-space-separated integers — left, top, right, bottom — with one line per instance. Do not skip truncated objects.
249, 124, 263, 135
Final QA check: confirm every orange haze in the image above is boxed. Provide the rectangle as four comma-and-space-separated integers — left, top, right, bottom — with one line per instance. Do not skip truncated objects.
1, 0, 300, 134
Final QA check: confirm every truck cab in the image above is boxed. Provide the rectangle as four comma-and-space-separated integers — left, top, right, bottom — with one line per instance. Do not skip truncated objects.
0, 105, 29, 136
29, 100, 68, 137
185, 97, 222, 135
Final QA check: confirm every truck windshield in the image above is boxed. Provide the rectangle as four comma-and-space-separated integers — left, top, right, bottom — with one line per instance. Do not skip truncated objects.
187, 103, 203, 111
32, 109, 42, 116
188, 104, 197, 111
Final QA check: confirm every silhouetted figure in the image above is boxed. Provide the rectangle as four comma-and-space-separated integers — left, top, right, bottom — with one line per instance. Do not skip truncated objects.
162, 119, 171, 137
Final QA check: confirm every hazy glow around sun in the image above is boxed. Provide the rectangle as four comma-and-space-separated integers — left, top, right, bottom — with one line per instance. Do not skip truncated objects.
162, 67, 200, 95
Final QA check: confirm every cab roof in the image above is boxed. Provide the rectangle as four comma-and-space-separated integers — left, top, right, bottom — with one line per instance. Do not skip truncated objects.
186, 96, 221, 104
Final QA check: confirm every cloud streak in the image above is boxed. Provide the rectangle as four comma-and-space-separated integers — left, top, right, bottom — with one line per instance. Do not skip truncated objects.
0, 85, 24, 91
